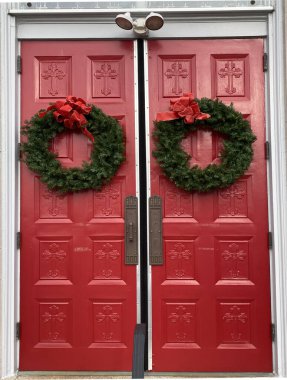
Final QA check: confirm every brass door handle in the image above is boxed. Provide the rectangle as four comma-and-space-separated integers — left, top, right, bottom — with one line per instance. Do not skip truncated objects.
149, 196, 163, 265
128, 222, 134, 241
125, 196, 138, 265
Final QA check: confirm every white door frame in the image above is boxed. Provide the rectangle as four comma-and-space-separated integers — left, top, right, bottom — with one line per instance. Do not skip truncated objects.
1, 2, 287, 378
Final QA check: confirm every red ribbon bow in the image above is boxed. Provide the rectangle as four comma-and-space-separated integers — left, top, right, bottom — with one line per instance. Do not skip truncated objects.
39, 96, 94, 142
156, 92, 210, 124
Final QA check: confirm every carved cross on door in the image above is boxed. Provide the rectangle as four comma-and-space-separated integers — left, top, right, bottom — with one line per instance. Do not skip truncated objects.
168, 243, 193, 278
168, 305, 193, 341
41, 243, 67, 278
95, 305, 120, 340
222, 243, 247, 278
219, 184, 246, 216
223, 305, 248, 342
94, 243, 120, 278
95, 185, 120, 216
166, 189, 190, 216
95, 63, 118, 96
42, 305, 66, 341
43, 188, 66, 217
218, 61, 243, 95
41, 63, 66, 97
165, 62, 188, 95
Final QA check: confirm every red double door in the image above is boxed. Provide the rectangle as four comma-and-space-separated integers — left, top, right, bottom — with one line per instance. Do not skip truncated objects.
20, 39, 272, 372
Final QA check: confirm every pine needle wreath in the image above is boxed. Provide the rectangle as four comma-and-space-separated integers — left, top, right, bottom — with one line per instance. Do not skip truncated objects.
153, 97, 256, 192
21, 99, 125, 193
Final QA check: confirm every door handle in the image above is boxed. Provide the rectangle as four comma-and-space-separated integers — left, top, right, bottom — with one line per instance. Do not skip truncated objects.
128, 222, 134, 241
125, 196, 138, 265
149, 196, 163, 265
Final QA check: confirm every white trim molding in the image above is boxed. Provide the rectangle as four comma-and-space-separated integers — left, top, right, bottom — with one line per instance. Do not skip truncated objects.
266, 0, 287, 376
133, 39, 142, 324
143, 39, 152, 371
0, 4, 19, 379
1, 1, 287, 378
15, 12, 271, 39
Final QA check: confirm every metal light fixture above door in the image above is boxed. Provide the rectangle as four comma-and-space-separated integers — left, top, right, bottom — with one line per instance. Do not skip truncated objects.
115, 12, 164, 36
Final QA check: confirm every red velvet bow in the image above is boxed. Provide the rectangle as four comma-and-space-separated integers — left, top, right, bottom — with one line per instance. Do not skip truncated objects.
39, 96, 94, 142
156, 92, 210, 124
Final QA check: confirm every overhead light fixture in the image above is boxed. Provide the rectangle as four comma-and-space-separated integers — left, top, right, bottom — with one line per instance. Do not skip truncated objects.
115, 12, 133, 30
115, 12, 164, 36
145, 12, 164, 31
132, 17, 149, 36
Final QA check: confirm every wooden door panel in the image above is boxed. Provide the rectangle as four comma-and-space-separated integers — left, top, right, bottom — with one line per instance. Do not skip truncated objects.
20, 41, 136, 371
148, 39, 272, 372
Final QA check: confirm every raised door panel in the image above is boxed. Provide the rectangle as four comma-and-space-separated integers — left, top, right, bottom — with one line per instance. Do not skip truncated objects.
20, 41, 136, 371
148, 39, 272, 372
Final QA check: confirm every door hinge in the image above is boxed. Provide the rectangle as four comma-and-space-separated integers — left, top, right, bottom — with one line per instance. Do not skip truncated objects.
271, 323, 276, 342
17, 232, 21, 250
265, 141, 270, 160
17, 55, 22, 74
268, 231, 273, 249
263, 53, 268, 72
16, 322, 21, 340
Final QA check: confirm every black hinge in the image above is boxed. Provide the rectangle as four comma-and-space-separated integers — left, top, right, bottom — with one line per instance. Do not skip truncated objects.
263, 53, 268, 72
271, 323, 276, 342
268, 231, 273, 249
17, 55, 22, 74
265, 141, 270, 160
16, 322, 21, 340
17, 232, 21, 250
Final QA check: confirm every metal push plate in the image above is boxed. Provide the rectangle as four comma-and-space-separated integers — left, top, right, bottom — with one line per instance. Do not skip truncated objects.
125, 196, 138, 265
149, 196, 163, 265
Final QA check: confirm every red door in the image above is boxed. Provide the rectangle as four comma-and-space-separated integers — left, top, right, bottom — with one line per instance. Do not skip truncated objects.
20, 41, 136, 370
148, 39, 272, 372
21, 38, 272, 373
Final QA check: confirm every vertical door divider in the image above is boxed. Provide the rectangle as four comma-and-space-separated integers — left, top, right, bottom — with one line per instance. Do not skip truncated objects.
137, 38, 148, 371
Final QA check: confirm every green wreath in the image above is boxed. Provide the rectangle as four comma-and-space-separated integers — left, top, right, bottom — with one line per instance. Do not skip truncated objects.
153, 97, 256, 192
21, 97, 125, 193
